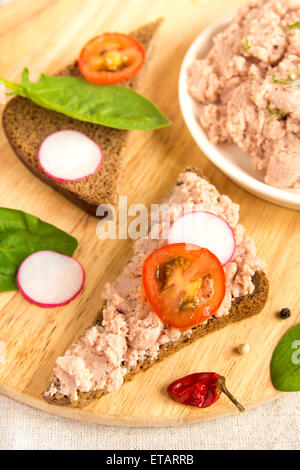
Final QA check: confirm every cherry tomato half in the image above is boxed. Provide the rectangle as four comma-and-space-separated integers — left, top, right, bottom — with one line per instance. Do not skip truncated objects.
78, 33, 145, 85
142, 244, 226, 330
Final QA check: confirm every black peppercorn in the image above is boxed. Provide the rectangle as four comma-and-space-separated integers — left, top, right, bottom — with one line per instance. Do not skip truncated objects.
279, 308, 291, 319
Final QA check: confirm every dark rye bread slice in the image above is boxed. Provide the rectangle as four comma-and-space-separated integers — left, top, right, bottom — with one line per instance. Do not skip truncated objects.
44, 167, 269, 407
2, 20, 163, 215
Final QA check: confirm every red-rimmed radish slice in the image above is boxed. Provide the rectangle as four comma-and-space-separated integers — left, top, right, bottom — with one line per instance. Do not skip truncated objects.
167, 211, 236, 266
38, 130, 103, 182
17, 251, 85, 308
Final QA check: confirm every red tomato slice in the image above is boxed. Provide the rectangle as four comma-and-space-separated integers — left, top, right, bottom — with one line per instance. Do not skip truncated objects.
142, 244, 226, 330
78, 33, 145, 85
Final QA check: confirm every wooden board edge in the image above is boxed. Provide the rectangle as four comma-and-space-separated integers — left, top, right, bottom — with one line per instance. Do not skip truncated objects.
0, 382, 283, 427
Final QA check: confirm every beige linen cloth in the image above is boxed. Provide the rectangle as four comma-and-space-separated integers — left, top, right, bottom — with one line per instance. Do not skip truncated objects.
0, 393, 299, 450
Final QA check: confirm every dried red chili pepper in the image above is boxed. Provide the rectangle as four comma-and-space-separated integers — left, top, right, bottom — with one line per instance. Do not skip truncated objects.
167, 372, 245, 412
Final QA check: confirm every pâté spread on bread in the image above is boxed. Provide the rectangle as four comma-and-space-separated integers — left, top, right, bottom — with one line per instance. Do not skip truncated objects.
188, 0, 300, 188
45, 170, 266, 403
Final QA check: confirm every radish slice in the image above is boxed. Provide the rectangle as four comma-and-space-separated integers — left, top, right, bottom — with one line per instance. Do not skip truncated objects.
38, 130, 103, 182
17, 251, 85, 308
167, 211, 236, 265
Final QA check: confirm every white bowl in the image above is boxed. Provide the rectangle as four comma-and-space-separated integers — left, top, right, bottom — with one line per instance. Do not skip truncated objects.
179, 13, 300, 211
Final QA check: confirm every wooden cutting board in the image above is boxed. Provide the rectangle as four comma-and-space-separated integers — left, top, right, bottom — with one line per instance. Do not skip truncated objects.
0, 0, 299, 427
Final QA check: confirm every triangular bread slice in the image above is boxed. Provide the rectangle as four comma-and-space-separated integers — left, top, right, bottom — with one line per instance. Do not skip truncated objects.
44, 167, 269, 407
2, 20, 163, 215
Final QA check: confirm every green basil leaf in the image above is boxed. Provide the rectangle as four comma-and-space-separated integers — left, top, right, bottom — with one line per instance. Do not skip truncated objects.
0, 208, 78, 292
270, 324, 300, 392
0, 68, 171, 131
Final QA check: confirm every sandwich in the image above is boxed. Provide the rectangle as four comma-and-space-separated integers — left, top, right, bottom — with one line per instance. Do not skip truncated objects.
44, 167, 269, 407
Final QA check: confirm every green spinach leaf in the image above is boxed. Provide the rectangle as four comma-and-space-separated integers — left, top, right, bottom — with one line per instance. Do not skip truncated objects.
270, 323, 300, 392
0, 68, 171, 130
0, 208, 78, 291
